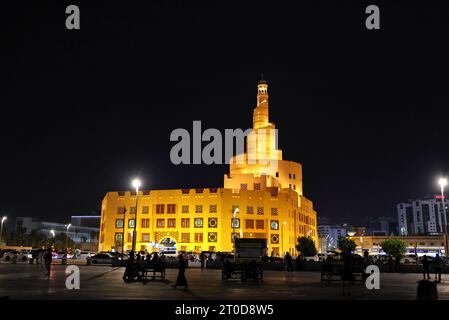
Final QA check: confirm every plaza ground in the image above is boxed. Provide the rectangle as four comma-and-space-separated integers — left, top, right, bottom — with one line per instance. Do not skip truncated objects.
1, 263, 449, 300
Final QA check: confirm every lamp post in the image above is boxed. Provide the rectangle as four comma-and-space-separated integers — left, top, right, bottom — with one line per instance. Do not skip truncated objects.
0, 216, 7, 244
65, 224, 71, 249
439, 178, 448, 257
281, 221, 287, 256
232, 208, 239, 258
131, 178, 142, 254
50, 229, 55, 247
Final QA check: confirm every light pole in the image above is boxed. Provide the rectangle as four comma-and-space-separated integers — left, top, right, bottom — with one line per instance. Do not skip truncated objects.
232, 207, 239, 258
50, 229, 55, 247
439, 178, 448, 257
0, 216, 7, 244
131, 178, 142, 254
281, 221, 286, 256
65, 224, 71, 249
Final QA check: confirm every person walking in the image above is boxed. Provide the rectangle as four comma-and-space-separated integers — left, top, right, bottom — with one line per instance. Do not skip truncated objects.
341, 252, 355, 296
422, 255, 431, 280
44, 247, 53, 277
200, 252, 206, 271
173, 254, 188, 289
284, 252, 293, 272
433, 253, 443, 283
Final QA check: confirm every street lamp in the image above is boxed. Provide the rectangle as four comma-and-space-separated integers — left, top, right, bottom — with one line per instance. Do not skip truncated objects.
281, 221, 287, 256
65, 224, 71, 249
131, 178, 142, 253
232, 207, 239, 257
439, 177, 448, 257
0, 216, 7, 244
50, 229, 55, 246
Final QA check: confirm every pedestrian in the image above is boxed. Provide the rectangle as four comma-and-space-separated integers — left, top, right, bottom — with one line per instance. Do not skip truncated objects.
433, 254, 443, 283
284, 252, 293, 272
341, 251, 355, 296
173, 254, 188, 288
44, 247, 53, 277
422, 255, 431, 280
200, 252, 206, 270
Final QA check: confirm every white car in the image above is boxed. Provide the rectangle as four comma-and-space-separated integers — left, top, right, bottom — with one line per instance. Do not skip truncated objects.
3, 250, 31, 262
76, 251, 96, 259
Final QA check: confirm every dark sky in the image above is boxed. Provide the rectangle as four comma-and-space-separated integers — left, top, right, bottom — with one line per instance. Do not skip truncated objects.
2, 0, 449, 226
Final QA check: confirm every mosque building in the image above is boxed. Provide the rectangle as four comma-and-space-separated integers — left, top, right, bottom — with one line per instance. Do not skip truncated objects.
98, 79, 318, 256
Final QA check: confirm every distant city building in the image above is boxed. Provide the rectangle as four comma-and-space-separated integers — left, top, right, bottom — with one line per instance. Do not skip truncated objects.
397, 197, 448, 235
366, 216, 397, 236
349, 235, 445, 257
15, 216, 99, 244
318, 224, 348, 252
70, 215, 100, 228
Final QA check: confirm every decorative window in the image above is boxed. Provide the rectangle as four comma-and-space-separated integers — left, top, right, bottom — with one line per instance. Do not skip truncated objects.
257, 207, 264, 215
271, 234, 279, 244
117, 206, 126, 214
182, 205, 189, 213
118, 191, 125, 197
208, 218, 218, 228
181, 218, 190, 228
232, 205, 239, 213
156, 204, 165, 214
128, 219, 135, 228
127, 232, 133, 242
209, 204, 217, 213
115, 219, 124, 228
156, 219, 165, 228
130, 206, 137, 214
114, 233, 123, 242
142, 206, 149, 214
256, 220, 264, 229
289, 173, 292, 179
194, 233, 203, 243
209, 188, 218, 193
195, 205, 203, 213
194, 218, 204, 228
231, 218, 240, 228
208, 232, 217, 242
270, 220, 279, 230
271, 208, 278, 215
247, 206, 254, 214
141, 219, 150, 228
167, 219, 176, 228
245, 219, 254, 229
182, 189, 190, 194
195, 188, 204, 194
181, 233, 190, 243
141, 233, 150, 242
293, 174, 296, 179
254, 183, 261, 191
240, 184, 248, 190
167, 204, 176, 214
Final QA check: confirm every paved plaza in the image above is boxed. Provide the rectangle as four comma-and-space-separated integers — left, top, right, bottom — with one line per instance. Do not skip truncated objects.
1, 263, 449, 300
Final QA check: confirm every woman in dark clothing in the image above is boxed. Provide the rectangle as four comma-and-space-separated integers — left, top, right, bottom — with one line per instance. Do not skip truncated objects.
341, 252, 355, 296
173, 254, 188, 288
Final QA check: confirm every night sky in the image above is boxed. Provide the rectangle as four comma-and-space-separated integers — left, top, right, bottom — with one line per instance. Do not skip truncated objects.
2, 1, 449, 226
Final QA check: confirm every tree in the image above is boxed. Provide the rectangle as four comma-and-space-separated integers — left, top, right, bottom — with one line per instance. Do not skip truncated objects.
380, 238, 406, 257
337, 237, 356, 254
296, 236, 317, 256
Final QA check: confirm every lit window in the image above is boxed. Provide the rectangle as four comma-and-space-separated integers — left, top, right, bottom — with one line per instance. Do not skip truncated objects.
167, 219, 176, 228
270, 220, 279, 230
115, 219, 124, 228
156, 219, 165, 228
194, 218, 203, 228
181, 218, 190, 228
182, 205, 189, 213
128, 219, 135, 228
141, 233, 150, 242
231, 218, 240, 228
247, 206, 254, 214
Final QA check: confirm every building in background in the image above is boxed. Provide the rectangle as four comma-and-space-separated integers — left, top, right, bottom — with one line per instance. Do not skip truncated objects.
71, 215, 101, 228
366, 216, 397, 236
99, 80, 318, 255
15, 216, 99, 249
397, 196, 448, 235
348, 235, 445, 257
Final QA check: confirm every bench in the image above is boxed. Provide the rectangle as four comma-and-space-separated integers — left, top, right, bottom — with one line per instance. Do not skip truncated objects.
320, 264, 364, 284
141, 262, 166, 281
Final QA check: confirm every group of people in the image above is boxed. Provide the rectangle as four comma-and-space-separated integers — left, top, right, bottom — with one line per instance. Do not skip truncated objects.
421, 254, 444, 282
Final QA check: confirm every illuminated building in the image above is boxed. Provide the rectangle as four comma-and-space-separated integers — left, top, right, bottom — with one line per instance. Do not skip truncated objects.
99, 79, 318, 256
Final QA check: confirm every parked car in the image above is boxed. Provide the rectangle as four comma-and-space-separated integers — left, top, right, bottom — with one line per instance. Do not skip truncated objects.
3, 250, 31, 262
77, 251, 96, 259
91, 253, 113, 264
53, 251, 73, 259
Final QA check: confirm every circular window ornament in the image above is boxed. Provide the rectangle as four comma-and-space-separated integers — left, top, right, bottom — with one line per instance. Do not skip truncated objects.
209, 218, 217, 227
271, 234, 279, 244
208, 232, 217, 242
